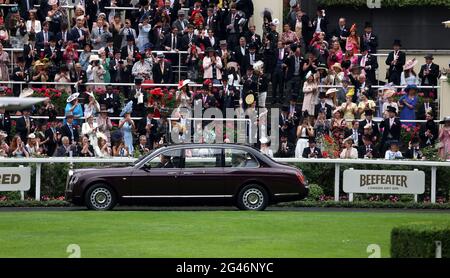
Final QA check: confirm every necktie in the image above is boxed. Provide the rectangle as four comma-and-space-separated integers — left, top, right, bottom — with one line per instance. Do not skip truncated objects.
279, 50, 283, 60
44, 32, 48, 43
99, 27, 102, 35
172, 35, 175, 49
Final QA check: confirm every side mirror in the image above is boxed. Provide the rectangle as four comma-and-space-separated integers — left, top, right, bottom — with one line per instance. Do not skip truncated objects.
142, 164, 151, 172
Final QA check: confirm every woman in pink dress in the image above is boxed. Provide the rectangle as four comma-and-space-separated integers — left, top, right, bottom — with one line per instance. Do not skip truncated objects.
438, 117, 450, 160
346, 24, 360, 54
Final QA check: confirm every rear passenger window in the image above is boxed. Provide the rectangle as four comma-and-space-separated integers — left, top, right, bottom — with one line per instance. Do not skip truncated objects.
224, 149, 259, 168
184, 148, 222, 168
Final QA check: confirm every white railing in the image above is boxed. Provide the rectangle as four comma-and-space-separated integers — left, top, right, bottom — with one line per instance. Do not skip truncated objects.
0, 157, 448, 203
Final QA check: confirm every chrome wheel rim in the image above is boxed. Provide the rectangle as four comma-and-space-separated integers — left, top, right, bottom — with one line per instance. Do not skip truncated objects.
243, 188, 264, 210
90, 188, 112, 209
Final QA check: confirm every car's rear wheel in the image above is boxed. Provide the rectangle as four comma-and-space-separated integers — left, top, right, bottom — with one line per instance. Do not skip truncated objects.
236, 184, 268, 211
85, 184, 117, 211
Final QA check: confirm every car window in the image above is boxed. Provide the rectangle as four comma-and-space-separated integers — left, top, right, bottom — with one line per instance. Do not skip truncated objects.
145, 149, 182, 169
184, 148, 222, 168
224, 149, 259, 168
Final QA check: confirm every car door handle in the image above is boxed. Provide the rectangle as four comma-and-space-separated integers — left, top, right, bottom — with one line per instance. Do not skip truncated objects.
167, 172, 178, 176
183, 172, 194, 175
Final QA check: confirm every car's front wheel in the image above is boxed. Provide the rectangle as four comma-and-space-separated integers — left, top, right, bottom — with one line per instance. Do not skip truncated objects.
85, 184, 117, 211
236, 184, 268, 211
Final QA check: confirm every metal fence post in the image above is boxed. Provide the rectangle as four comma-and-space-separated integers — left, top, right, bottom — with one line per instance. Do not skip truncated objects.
35, 163, 42, 201
431, 166, 437, 203
334, 163, 340, 202
178, 52, 181, 82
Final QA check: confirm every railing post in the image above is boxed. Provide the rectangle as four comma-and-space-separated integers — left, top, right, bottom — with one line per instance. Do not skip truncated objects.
35, 163, 42, 201
431, 166, 437, 203
178, 51, 181, 82
334, 163, 340, 202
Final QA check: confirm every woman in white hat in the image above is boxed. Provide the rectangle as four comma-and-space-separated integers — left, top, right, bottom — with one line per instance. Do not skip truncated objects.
83, 90, 100, 118
301, 71, 318, 116
259, 137, 273, 158
25, 133, 41, 156
86, 54, 106, 90
82, 113, 99, 148
94, 132, 111, 158
401, 58, 419, 86
438, 116, 450, 160
64, 92, 83, 126
381, 89, 398, 118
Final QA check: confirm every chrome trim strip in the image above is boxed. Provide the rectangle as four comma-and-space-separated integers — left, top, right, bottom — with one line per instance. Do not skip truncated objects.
274, 193, 300, 196
122, 195, 233, 198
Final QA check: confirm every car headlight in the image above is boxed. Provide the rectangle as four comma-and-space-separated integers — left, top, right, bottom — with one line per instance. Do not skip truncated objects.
69, 174, 79, 185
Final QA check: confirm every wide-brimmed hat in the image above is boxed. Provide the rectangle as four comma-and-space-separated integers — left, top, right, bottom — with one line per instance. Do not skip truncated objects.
271, 18, 280, 26
386, 106, 397, 114
439, 116, 450, 124
393, 39, 402, 47
67, 92, 80, 103
0, 130, 8, 137
305, 71, 313, 80
316, 64, 328, 71
219, 40, 227, 46
19, 88, 34, 98
177, 79, 191, 90
405, 84, 418, 93
48, 0, 58, 5
28, 133, 36, 139
33, 60, 46, 67
332, 63, 342, 71
85, 91, 95, 99
245, 92, 255, 105
205, 47, 215, 53
96, 132, 107, 141
403, 58, 417, 70
384, 89, 396, 98
378, 82, 395, 91
253, 60, 264, 72
259, 137, 270, 144
333, 108, 343, 115
89, 54, 100, 63
326, 88, 338, 95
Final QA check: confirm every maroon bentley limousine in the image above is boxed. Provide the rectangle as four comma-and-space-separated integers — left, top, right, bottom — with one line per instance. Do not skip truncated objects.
65, 144, 308, 210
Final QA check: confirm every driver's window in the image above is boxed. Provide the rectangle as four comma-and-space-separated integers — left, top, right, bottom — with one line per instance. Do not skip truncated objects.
145, 150, 182, 169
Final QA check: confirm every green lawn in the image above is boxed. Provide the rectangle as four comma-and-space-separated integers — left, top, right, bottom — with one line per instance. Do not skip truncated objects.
0, 210, 449, 258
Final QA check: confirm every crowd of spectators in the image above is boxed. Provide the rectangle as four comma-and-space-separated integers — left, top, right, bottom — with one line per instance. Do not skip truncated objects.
0, 0, 448, 160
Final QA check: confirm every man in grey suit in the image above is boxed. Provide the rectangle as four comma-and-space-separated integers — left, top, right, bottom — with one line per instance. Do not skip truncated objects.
119, 19, 137, 48
172, 10, 189, 36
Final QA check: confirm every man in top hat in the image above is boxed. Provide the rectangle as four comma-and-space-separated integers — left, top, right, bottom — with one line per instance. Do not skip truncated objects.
60, 112, 79, 145
245, 25, 262, 51
121, 35, 140, 62
360, 22, 378, 54
130, 78, 147, 117
314, 92, 333, 119
380, 106, 401, 152
98, 85, 121, 116
0, 106, 11, 137
172, 9, 190, 35
358, 46, 378, 85
15, 108, 36, 143
43, 116, 60, 157
419, 111, 438, 148
138, 107, 159, 150
12, 56, 29, 96
302, 138, 323, 158
358, 109, 380, 141
244, 42, 262, 73
153, 52, 173, 84
220, 75, 238, 111
385, 39, 406, 85
242, 64, 257, 95
418, 54, 440, 99
404, 137, 423, 160
312, 7, 329, 36
358, 135, 379, 159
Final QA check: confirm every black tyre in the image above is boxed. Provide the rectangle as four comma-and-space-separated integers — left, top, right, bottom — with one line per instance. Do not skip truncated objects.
236, 184, 269, 211
85, 184, 117, 211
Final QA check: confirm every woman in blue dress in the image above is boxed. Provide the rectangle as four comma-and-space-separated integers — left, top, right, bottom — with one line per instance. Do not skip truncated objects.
64, 93, 83, 126
398, 84, 418, 127
118, 111, 135, 155
136, 16, 151, 53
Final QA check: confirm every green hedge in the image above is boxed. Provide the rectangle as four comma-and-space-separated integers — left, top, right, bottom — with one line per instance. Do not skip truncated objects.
278, 200, 450, 209
318, 0, 450, 7
0, 200, 69, 207
391, 225, 450, 258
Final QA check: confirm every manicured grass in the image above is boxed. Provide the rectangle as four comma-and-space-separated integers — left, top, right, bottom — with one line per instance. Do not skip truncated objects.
0, 211, 449, 258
